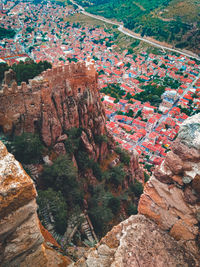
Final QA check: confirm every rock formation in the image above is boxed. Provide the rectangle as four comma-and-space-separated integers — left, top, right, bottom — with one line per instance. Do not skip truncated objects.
139, 113, 200, 257
0, 62, 109, 161
70, 114, 200, 266
0, 141, 71, 267
71, 215, 198, 266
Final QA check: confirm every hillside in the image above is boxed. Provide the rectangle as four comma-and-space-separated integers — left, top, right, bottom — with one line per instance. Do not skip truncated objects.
0, 62, 144, 252
76, 0, 200, 54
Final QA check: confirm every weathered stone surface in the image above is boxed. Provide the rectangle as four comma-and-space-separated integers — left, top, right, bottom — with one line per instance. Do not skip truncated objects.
71, 215, 199, 267
0, 141, 71, 266
165, 151, 183, 174
139, 114, 200, 258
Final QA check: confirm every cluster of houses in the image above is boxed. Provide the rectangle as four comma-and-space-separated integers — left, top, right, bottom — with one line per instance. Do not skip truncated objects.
1, 0, 200, 171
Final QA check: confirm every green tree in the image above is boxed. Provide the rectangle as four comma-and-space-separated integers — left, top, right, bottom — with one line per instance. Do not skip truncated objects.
42, 155, 83, 206
107, 196, 120, 215
12, 133, 43, 164
37, 188, 68, 234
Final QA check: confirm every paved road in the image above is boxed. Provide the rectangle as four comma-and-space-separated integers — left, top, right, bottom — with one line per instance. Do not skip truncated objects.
71, 0, 200, 61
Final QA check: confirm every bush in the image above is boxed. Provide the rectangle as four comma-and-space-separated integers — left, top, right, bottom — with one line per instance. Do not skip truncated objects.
115, 146, 130, 165
144, 171, 150, 182
127, 203, 137, 216
12, 133, 43, 164
42, 155, 83, 206
89, 205, 113, 236
108, 196, 121, 215
37, 188, 68, 235
94, 135, 108, 144
90, 160, 102, 181
130, 180, 143, 197
105, 165, 126, 187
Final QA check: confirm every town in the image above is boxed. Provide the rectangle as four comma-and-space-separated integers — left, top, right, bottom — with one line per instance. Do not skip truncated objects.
1, 0, 200, 174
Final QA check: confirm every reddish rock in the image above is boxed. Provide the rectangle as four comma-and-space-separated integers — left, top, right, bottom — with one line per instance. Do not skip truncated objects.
172, 140, 200, 162
72, 215, 199, 267
184, 186, 199, 205
0, 62, 108, 161
54, 143, 66, 155
165, 151, 183, 174
192, 174, 200, 195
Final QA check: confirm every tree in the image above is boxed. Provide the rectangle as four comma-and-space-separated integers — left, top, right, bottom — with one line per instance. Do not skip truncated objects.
89, 205, 113, 236
0, 63, 9, 83
12, 133, 43, 164
37, 188, 68, 234
108, 196, 120, 215
105, 165, 126, 187
42, 155, 83, 206
127, 203, 137, 215
130, 180, 143, 197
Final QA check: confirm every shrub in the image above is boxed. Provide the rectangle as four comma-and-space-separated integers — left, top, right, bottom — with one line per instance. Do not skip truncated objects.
105, 165, 126, 187
88, 205, 113, 236
107, 196, 121, 215
42, 155, 83, 206
130, 180, 143, 197
37, 188, 68, 235
12, 133, 43, 164
127, 203, 137, 216
115, 146, 130, 165
144, 171, 150, 182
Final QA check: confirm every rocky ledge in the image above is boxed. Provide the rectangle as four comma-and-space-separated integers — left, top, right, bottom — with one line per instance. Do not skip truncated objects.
71, 215, 198, 267
0, 141, 71, 267
139, 113, 200, 257
70, 113, 200, 266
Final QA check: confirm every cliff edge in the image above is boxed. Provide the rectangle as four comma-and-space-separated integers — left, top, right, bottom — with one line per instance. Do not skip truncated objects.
0, 141, 71, 267
71, 113, 200, 266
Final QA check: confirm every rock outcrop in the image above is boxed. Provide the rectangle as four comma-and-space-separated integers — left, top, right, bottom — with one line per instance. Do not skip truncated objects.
71, 215, 198, 267
70, 114, 200, 266
139, 113, 200, 257
0, 141, 71, 267
0, 62, 109, 161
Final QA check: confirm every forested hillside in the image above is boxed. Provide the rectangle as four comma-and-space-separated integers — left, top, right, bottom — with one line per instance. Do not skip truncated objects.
76, 0, 200, 54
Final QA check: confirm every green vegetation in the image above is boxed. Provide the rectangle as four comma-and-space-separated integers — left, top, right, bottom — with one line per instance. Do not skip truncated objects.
0, 63, 9, 84
129, 180, 144, 198
76, 0, 200, 50
0, 27, 15, 40
7, 126, 141, 240
115, 146, 130, 165
42, 155, 83, 206
100, 83, 125, 102
11, 133, 44, 164
37, 188, 68, 234
104, 164, 126, 187
133, 83, 165, 106
0, 61, 52, 85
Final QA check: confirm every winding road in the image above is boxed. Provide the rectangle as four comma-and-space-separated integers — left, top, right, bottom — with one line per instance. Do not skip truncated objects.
71, 0, 200, 61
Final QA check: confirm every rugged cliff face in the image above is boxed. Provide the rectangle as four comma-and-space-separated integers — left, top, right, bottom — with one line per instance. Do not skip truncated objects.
71, 215, 198, 266
139, 113, 200, 257
0, 62, 109, 161
71, 114, 200, 266
0, 141, 71, 267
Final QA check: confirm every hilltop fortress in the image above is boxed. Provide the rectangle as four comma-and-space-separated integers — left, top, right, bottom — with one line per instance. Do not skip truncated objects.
0, 62, 108, 160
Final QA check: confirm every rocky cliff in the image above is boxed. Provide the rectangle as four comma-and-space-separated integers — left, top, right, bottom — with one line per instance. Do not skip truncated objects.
139, 113, 200, 257
0, 141, 71, 267
0, 61, 109, 161
70, 113, 200, 266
